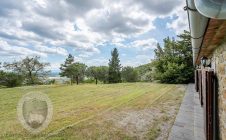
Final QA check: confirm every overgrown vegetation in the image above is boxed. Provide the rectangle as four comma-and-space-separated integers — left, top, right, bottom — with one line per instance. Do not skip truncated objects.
152, 30, 194, 84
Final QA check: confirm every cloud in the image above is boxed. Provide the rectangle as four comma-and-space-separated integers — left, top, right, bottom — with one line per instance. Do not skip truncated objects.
113, 38, 157, 52
166, 1, 188, 34
166, 14, 188, 34
83, 0, 160, 38
84, 58, 108, 66
32, 0, 103, 21
78, 52, 96, 58
33, 45, 68, 56
122, 54, 152, 67
0, 40, 46, 57
22, 20, 63, 40
86, 8, 153, 36
0, 0, 104, 57
0, 0, 187, 68
130, 38, 158, 51
136, 0, 183, 16
0, 0, 26, 17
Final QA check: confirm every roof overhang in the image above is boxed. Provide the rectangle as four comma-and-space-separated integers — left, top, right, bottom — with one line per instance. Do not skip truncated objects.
186, 0, 226, 65
196, 19, 226, 64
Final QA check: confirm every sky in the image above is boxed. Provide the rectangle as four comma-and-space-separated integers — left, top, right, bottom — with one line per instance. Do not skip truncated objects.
0, 0, 188, 72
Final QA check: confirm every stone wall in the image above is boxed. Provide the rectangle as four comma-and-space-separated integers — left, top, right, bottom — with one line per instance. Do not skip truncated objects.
211, 43, 226, 140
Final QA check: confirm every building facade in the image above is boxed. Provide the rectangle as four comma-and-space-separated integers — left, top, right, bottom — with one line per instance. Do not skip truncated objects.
186, 0, 226, 139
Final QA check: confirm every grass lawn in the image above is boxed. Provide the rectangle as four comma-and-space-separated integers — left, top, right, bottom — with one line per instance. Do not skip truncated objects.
0, 83, 186, 140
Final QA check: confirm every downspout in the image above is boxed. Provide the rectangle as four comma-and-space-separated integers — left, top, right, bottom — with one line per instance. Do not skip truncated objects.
195, 0, 226, 19
185, 0, 209, 65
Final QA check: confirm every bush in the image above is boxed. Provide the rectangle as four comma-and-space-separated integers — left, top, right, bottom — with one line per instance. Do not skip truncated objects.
47, 79, 56, 85
121, 66, 138, 82
83, 78, 96, 84
0, 71, 23, 87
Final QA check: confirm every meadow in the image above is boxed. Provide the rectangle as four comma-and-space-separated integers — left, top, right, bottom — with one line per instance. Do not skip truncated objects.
0, 83, 186, 140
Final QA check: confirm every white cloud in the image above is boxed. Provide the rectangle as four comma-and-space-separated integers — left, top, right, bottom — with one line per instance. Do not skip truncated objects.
130, 38, 158, 51
0, 40, 46, 57
77, 57, 108, 66
47, 62, 61, 71
166, 1, 188, 34
78, 52, 95, 58
33, 45, 68, 56
0, 0, 187, 68
112, 38, 157, 51
122, 55, 152, 67
85, 7, 155, 37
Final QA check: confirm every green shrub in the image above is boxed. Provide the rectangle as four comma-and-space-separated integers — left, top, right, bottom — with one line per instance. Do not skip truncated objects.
0, 71, 23, 87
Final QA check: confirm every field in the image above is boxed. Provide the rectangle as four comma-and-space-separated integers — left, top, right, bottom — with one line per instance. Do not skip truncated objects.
0, 83, 186, 140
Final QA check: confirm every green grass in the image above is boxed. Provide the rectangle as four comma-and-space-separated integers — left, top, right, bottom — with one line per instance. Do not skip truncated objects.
0, 83, 186, 140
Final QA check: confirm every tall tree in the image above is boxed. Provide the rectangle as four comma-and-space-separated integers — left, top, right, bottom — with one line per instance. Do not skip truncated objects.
152, 30, 193, 84
108, 48, 121, 83
4, 56, 50, 85
60, 54, 74, 77
65, 62, 86, 85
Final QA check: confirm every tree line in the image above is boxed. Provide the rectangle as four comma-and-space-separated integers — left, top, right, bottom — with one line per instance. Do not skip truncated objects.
0, 30, 193, 87
0, 48, 150, 87
0, 56, 50, 87
59, 48, 142, 85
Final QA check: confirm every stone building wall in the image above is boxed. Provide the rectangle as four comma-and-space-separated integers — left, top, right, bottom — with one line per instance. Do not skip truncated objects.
211, 43, 226, 140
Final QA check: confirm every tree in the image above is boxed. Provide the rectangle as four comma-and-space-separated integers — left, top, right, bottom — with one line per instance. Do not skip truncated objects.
98, 66, 109, 84
135, 63, 153, 82
121, 66, 138, 82
86, 66, 109, 84
86, 66, 99, 84
65, 62, 86, 85
4, 56, 50, 85
60, 54, 74, 77
108, 48, 121, 83
152, 30, 194, 84
0, 71, 23, 87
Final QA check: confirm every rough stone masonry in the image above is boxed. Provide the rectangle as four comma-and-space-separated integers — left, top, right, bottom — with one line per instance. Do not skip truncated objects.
211, 42, 226, 140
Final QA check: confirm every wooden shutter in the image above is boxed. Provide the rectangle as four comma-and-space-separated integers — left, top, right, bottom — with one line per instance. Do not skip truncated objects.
195, 70, 199, 92
198, 69, 203, 106
203, 70, 214, 140
203, 70, 207, 136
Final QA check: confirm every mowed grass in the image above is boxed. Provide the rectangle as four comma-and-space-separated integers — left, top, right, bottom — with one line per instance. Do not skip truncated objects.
0, 83, 186, 140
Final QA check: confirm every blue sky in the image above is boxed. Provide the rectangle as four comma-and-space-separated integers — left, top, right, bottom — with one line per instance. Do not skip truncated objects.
0, 0, 188, 72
